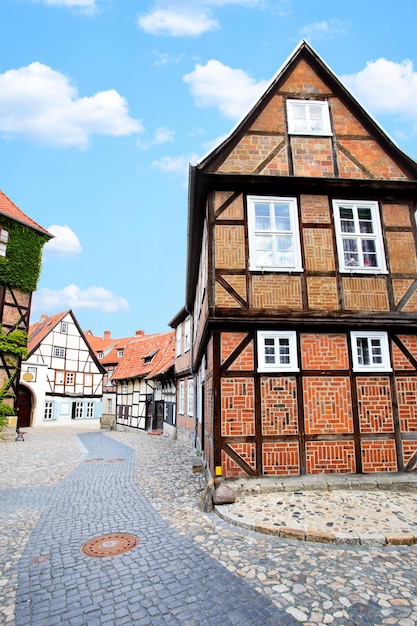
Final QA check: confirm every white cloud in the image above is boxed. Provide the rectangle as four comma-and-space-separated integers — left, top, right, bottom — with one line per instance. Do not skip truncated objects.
152, 154, 200, 186
341, 58, 417, 125
138, 8, 218, 36
151, 50, 186, 66
183, 60, 268, 119
152, 154, 199, 173
137, 0, 266, 37
44, 225, 82, 256
0, 62, 143, 148
300, 19, 347, 41
42, 0, 97, 13
32, 285, 129, 313
138, 127, 175, 149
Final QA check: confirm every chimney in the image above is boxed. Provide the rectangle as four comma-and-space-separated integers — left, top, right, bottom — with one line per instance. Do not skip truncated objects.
136, 330, 144, 336
104, 330, 111, 340
41, 315, 48, 322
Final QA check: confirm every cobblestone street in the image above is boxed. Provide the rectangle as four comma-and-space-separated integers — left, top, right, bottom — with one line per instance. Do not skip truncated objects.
1, 427, 416, 625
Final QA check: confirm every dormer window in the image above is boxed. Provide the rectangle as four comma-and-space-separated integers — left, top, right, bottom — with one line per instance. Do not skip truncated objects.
117, 349, 124, 357
286, 99, 332, 135
144, 350, 157, 364
98, 351, 104, 359
0, 228, 9, 257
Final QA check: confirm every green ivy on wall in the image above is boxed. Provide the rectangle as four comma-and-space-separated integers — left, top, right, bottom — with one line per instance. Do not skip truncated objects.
0, 221, 49, 291
0, 325, 28, 431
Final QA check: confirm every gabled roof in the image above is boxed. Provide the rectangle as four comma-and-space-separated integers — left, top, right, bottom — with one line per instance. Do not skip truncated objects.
185, 40, 417, 309
84, 331, 145, 366
196, 40, 417, 175
27, 310, 105, 373
28, 311, 68, 354
0, 190, 52, 238
112, 331, 175, 381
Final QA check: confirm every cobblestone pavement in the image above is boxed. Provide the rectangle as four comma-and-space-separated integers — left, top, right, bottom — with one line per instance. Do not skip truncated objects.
1, 427, 417, 626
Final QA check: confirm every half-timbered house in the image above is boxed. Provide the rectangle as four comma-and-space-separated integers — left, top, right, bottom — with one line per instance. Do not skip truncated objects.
19, 310, 105, 427
169, 307, 195, 441
182, 41, 417, 480
0, 190, 51, 437
112, 331, 175, 432
84, 329, 134, 429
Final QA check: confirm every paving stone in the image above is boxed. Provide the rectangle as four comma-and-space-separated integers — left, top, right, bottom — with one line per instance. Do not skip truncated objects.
1, 427, 417, 625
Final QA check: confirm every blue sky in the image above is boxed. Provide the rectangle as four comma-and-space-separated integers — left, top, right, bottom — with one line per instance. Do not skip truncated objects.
1, 0, 417, 338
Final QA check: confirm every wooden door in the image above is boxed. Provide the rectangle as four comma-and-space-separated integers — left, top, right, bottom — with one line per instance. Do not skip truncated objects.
16, 387, 32, 428
154, 400, 164, 431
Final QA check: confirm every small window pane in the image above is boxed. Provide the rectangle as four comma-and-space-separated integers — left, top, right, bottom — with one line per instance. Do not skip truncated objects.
255, 204, 271, 230
358, 208, 374, 233
273, 204, 291, 231
309, 104, 324, 131
264, 338, 275, 363
340, 207, 355, 233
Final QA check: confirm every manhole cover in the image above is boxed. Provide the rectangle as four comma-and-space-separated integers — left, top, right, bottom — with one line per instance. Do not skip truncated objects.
81, 533, 139, 558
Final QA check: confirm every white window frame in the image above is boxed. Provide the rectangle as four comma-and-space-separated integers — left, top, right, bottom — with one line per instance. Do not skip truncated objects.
179, 381, 185, 414
187, 378, 194, 416
74, 401, 83, 419
257, 331, 299, 372
175, 326, 182, 356
333, 200, 387, 273
0, 228, 9, 257
286, 99, 332, 135
65, 371, 75, 385
60, 321, 68, 334
84, 373, 93, 387
184, 318, 191, 352
44, 401, 54, 420
247, 196, 302, 272
350, 331, 391, 372
98, 351, 104, 359
117, 349, 124, 358
86, 402, 94, 418
55, 371, 64, 385
54, 346, 66, 358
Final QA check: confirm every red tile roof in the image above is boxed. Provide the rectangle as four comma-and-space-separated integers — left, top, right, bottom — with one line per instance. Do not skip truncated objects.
84, 332, 134, 366
112, 331, 174, 381
28, 311, 68, 354
0, 190, 51, 237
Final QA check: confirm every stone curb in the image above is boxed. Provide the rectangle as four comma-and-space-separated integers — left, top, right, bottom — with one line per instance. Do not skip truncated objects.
214, 506, 417, 546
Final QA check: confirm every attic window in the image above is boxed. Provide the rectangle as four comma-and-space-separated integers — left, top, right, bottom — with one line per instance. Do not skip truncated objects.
98, 351, 104, 359
61, 322, 68, 334
286, 99, 332, 135
0, 228, 9, 257
117, 349, 124, 357
144, 350, 158, 364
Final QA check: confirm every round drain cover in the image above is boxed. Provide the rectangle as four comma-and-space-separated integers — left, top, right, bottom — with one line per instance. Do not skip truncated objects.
81, 533, 139, 558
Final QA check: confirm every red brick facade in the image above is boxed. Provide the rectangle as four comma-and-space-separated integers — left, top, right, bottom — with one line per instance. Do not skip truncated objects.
181, 42, 417, 479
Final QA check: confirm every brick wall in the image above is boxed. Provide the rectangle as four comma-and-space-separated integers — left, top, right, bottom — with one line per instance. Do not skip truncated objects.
263, 442, 299, 475
356, 377, 393, 432
222, 443, 256, 477
306, 441, 356, 474
221, 332, 253, 370
301, 334, 348, 370
361, 440, 397, 472
396, 378, 417, 432
261, 377, 298, 435
252, 275, 302, 308
221, 377, 254, 436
